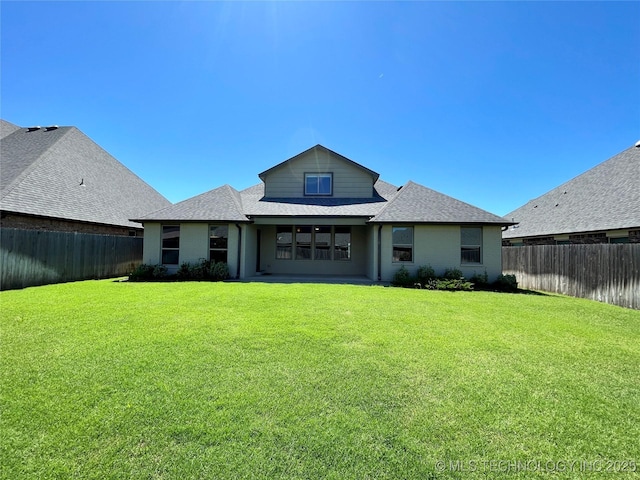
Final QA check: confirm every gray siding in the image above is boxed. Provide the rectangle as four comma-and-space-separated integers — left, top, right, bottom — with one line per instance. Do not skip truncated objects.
263, 149, 375, 198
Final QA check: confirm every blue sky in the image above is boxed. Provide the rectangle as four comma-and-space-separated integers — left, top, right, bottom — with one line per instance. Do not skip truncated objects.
2, 1, 638, 216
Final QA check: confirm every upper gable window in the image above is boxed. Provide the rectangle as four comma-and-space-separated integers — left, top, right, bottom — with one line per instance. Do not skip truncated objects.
305, 173, 332, 196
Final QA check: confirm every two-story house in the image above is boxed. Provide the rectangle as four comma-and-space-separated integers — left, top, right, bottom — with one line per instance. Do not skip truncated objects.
133, 145, 512, 282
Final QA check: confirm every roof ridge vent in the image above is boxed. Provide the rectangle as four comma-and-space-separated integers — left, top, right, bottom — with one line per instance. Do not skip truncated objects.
27, 126, 41, 132
635, 140, 640, 148
45, 125, 59, 131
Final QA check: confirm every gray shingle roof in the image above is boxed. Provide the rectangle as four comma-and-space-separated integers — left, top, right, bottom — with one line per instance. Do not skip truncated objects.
240, 180, 396, 218
371, 181, 512, 224
1, 120, 20, 140
1, 123, 170, 228
503, 143, 640, 239
133, 184, 248, 222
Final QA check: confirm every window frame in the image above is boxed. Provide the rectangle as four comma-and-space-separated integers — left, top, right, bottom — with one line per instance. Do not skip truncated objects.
276, 225, 293, 260
392, 226, 414, 263
304, 172, 333, 196
461, 226, 483, 264
161, 225, 180, 265
209, 224, 229, 264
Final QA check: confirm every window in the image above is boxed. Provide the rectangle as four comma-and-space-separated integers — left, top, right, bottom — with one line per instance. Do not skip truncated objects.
334, 226, 351, 260
314, 226, 332, 260
276, 226, 293, 259
275, 225, 352, 261
296, 226, 312, 259
161, 225, 180, 265
209, 225, 228, 263
461, 227, 482, 264
392, 227, 413, 262
305, 173, 332, 196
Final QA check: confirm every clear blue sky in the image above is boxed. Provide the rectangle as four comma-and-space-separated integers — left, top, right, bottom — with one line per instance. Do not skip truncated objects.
2, 1, 639, 216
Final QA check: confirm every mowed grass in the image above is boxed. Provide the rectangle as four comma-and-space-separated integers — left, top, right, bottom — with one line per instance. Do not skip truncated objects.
1, 280, 639, 479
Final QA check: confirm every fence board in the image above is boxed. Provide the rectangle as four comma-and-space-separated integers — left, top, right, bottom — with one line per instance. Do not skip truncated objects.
503, 244, 640, 309
1, 228, 142, 290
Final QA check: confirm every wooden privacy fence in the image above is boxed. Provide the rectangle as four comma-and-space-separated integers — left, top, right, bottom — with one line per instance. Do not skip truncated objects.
1, 228, 143, 290
502, 244, 640, 309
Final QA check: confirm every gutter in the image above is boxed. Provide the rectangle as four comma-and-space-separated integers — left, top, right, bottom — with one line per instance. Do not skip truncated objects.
377, 224, 382, 282
235, 224, 242, 279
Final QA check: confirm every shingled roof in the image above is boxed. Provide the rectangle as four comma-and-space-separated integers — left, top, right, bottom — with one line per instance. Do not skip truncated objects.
1, 122, 170, 229
371, 181, 512, 224
133, 184, 248, 222
134, 166, 511, 225
503, 143, 640, 239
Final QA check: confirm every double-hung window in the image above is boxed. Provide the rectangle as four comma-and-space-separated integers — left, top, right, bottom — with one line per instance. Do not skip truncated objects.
209, 225, 228, 263
392, 226, 413, 262
461, 227, 482, 264
161, 225, 180, 265
305, 173, 332, 196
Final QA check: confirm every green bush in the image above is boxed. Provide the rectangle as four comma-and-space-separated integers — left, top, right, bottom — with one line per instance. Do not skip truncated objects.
392, 265, 414, 287
129, 264, 155, 281
493, 274, 518, 292
177, 259, 210, 281
129, 264, 168, 281
211, 261, 230, 281
416, 265, 436, 285
443, 268, 464, 280
470, 270, 490, 289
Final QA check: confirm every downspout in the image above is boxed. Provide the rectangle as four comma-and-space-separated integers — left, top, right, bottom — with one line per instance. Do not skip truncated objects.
235, 224, 242, 279
377, 224, 382, 282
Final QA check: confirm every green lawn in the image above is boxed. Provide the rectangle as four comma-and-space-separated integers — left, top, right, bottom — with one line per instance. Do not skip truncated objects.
1, 280, 639, 479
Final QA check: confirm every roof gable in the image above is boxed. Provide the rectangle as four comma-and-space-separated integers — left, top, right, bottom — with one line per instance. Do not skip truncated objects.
258, 145, 380, 182
371, 181, 512, 224
1, 123, 170, 228
503, 143, 640, 238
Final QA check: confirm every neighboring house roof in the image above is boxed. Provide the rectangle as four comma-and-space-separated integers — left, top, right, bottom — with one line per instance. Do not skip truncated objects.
503, 143, 640, 239
258, 144, 380, 183
371, 181, 511, 224
134, 145, 512, 226
1, 122, 171, 229
1, 120, 21, 139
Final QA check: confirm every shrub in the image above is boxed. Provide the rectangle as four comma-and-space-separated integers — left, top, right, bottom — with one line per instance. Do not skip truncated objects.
470, 270, 490, 289
152, 264, 168, 279
177, 259, 210, 281
392, 265, 413, 287
129, 264, 155, 281
443, 268, 464, 280
493, 274, 518, 292
211, 261, 230, 281
416, 264, 436, 286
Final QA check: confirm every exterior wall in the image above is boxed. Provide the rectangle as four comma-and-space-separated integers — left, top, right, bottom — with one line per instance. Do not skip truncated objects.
263, 150, 374, 198
241, 224, 258, 279
256, 223, 369, 276
142, 223, 162, 264
142, 222, 240, 278
380, 224, 503, 282
0, 212, 142, 236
